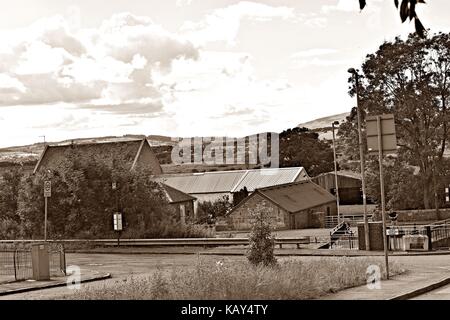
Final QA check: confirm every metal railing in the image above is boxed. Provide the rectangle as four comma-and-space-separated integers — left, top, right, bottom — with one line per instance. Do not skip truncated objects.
0, 243, 66, 283
0, 238, 310, 249
329, 235, 359, 250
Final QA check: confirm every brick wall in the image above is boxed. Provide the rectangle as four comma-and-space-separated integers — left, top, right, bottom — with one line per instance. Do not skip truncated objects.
358, 222, 385, 251
396, 209, 450, 223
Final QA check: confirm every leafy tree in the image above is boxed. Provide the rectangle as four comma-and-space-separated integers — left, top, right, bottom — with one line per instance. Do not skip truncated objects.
340, 32, 450, 209
196, 195, 232, 224
247, 202, 277, 267
360, 0, 427, 38
233, 187, 249, 206
279, 127, 335, 176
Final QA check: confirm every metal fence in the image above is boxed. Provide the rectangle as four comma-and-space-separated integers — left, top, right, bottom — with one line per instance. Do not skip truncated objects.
0, 243, 66, 283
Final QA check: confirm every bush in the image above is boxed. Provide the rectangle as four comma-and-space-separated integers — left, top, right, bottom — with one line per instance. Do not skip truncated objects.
247, 203, 277, 267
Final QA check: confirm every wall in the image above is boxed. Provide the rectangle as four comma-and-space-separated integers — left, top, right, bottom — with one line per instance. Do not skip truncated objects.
136, 143, 163, 175
192, 192, 232, 203
358, 222, 384, 251
229, 193, 289, 231
396, 209, 450, 223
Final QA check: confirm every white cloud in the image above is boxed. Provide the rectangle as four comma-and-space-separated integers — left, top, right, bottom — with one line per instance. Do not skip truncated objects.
176, 0, 193, 7
0, 13, 199, 110
292, 48, 338, 58
181, 1, 295, 46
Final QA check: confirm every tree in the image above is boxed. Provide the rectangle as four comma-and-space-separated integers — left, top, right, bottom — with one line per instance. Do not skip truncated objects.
340, 32, 450, 209
247, 202, 277, 267
360, 0, 427, 38
279, 127, 335, 176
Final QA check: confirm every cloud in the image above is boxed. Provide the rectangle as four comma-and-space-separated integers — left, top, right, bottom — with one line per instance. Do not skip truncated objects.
0, 13, 199, 113
292, 48, 338, 58
181, 1, 295, 46
176, 0, 193, 7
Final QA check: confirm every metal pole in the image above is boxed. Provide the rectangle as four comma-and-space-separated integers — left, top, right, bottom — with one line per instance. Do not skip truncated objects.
377, 116, 389, 280
332, 122, 341, 224
44, 196, 48, 242
354, 73, 371, 251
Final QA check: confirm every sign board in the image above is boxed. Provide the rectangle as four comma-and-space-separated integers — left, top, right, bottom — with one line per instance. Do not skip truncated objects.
366, 114, 398, 155
446, 187, 449, 203
386, 229, 399, 236
112, 182, 117, 190
44, 181, 51, 198
113, 213, 123, 231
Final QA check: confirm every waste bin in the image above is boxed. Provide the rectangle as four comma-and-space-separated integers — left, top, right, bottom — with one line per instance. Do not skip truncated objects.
31, 243, 50, 281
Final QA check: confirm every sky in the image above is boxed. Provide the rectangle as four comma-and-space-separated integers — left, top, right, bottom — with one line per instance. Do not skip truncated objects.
1, 0, 450, 147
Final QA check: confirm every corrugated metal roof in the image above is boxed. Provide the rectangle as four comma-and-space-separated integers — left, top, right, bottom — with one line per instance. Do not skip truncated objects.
315, 171, 361, 180
157, 167, 307, 194
231, 167, 307, 192
257, 181, 336, 213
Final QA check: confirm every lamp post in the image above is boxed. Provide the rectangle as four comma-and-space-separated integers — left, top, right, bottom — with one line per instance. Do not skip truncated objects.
332, 121, 341, 224
348, 68, 370, 251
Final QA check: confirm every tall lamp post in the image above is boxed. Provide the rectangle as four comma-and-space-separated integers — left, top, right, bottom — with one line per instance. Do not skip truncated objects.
332, 121, 341, 224
348, 68, 370, 251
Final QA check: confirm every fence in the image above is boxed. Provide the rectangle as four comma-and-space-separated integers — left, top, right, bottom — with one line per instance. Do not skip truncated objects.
0, 243, 66, 283
329, 235, 359, 250
325, 214, 373, 228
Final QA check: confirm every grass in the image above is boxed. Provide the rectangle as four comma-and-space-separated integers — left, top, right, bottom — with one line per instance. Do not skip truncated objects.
67, 257, 404, 300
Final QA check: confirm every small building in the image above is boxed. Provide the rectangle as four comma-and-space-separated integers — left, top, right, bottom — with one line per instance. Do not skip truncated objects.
157, 167, 309, 204
33, 138, 163, 175
311, 171, 363, 205
160, 184, 196, 224
227, 180, 337, 230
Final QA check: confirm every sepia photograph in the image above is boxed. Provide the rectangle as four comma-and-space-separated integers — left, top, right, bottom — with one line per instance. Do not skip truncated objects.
0, 0, 450, 313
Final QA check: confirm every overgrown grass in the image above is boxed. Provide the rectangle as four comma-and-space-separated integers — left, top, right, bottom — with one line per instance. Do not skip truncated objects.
68, 257, 404, 300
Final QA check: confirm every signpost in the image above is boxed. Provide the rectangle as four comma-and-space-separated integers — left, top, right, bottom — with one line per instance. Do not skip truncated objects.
43, 181, 51, 241
366, 114, 397, 280
113, 213, 123, 246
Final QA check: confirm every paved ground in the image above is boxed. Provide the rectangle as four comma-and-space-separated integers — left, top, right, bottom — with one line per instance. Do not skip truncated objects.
321, 255, 450, 300
412, 283, 450, 300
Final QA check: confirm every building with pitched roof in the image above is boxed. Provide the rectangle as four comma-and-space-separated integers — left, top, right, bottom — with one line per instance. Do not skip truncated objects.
156, 167, 309, 204
33, 138, 163, 175
161, 183, 196, 224
311, 171, 363, 205
227, 180, 337, 230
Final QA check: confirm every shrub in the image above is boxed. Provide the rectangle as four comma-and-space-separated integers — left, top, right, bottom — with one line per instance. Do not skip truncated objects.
247, 203, 277, 267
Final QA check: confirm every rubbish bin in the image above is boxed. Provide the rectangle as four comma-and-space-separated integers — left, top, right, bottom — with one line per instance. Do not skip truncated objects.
31, 243, 50, 281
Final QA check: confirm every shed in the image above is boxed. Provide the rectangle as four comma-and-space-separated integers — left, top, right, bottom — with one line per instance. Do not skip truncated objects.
156, 167, 309, 204
161, 183, 196, 224
228, 180, 337, 230
311, 171, 362, 205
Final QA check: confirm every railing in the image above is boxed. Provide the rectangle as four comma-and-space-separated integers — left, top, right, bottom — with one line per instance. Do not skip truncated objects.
0, 243, 66, 283
329, 235, 359, 250
325, 215, 373, 229
0, 238, 310, 249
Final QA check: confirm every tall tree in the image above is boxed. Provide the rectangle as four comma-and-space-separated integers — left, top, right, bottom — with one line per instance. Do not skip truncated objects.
340, 33, 450, 209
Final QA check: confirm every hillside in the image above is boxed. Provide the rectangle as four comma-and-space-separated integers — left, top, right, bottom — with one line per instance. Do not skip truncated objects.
298, 112, 349, 140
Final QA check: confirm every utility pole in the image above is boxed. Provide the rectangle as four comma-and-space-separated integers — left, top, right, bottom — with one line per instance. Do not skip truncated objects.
348, 68, 370, 251
376, 116, 389, 279
332, 121, 341, 224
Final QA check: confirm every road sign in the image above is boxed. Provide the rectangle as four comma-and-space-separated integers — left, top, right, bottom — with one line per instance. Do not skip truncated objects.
113, 213, 123, 231
366, 114, 398, 155
44, 181, 51, 198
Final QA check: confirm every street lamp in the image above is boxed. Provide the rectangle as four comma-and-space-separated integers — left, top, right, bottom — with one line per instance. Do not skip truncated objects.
331, 121, 341, 224
348, 68, 370, 251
